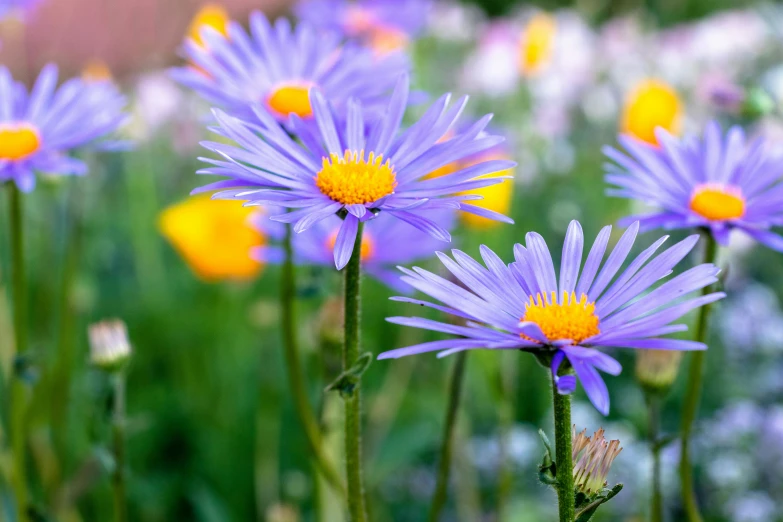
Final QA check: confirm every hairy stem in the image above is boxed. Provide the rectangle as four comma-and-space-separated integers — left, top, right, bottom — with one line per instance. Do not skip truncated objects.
552, 380, 574, 522
112, 373, 127, 522
343, 222, 368, 522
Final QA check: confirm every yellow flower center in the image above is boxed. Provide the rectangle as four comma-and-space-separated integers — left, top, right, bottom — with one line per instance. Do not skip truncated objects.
316, 150, 397, 205
621, 79, 682, 146
188, 4, 230, 47
519, 13, 556, 75
0, 123, 41, 161
82, 60, 113, 83
522, 291, 600, 344
265, 84, 314, 119
369, 26, 408, 54
689, 184, 746, 221
327, 230, 374, 261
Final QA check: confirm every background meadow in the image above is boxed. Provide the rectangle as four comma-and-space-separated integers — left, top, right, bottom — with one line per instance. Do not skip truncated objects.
2, 0, 783, 521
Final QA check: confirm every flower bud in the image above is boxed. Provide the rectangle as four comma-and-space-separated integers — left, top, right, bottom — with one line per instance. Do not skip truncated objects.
635, 349, 682, 395
572, 427, 622, 496
88, 320, 131, 371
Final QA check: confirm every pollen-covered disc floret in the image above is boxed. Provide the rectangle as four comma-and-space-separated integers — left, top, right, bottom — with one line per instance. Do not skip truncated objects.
689, 183, 745, 221
523, 291, 600, 344
572, 427, 622, 496
316, 150, 397, 205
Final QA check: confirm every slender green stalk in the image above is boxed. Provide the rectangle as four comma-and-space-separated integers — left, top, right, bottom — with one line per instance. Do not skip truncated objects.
428, 351, 468, 522
111, 373, 128, 522
552, 379, 574, 522
496, 353, 515, 522
280, 224, 347, 499
8, 183, 30, 522
678, 234, 717, 522
51, 184, 84, 465
343, 222, 368, 522
648, 396, 663, 522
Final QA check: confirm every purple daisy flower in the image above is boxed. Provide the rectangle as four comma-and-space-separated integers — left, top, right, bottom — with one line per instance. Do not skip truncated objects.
0, 0, 39, 19
0, 65, 127, 192
170, 11, 408, 123
295, 0, 430, 52
378, 220, 725, 415
197, 75, 515, 270
605, 121, 783, 250
253, 211, 455, 292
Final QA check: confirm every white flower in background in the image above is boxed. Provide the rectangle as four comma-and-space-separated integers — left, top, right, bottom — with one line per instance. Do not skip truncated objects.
460, 21, 520, 96
727, 492, 777, 522
127, 72, 185, 141
89, 320, 132, 370
428, 1, 481, 42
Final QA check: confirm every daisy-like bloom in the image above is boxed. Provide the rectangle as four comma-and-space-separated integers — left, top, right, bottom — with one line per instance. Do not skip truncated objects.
0, 65, 127, 192
572, 427, 622, 496
605, 121, 783, 250
254, 212, 455, 292
378, 220, 725, 414
518, 13, 556, 76
159, 195, 265, 281
620, 79, 682, 146
171, 11, 408, 122
88, 320, 132, 371
295, 0, 430, 54
198, 76, 515, 269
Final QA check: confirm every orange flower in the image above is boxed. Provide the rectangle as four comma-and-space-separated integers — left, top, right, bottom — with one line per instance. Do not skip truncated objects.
621, 79, 682, 146
460, 162, 514, 230
158, 195, 264, 282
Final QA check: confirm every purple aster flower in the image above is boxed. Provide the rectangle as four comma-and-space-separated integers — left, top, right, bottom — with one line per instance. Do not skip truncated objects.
0, 0, 39, 19
253, 211, 455, 292
170, 11, 408, 123
378, 220, 725, 414
0, 65, 127, 192
604, 121, 783, 250
295, 0, 430, 53
197, 75, 515, 270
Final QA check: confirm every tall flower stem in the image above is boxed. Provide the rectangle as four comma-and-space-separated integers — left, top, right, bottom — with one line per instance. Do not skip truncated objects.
647, 395, 663, 522
428, 351, 468, 522
552, 378, 574, 522
111, 372, 128, 522
280, 224, 346, 499
678, 234, 717, 522
343, 222, 368, 522
496, 353, 515, 522
7, 183, 30, 522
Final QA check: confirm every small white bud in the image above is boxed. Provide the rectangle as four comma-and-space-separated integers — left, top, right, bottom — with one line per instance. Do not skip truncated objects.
88, 320, 132, 371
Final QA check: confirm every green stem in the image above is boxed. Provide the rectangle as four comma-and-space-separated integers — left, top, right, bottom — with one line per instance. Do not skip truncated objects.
428, 351, 468, 522
496, 353, 515, 522
111, 373, 127, 522
8, 183, 30, 522
648, 395, 663, 522
552, 379, 574, 522
280, 224, 347, 499
343, 222, 368, 522
678, 234, 717, 522
51, 184, 84, 467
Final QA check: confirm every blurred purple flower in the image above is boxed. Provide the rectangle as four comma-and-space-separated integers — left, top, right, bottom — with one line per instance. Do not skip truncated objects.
295, 0, 430, 51
197, 76, 514, 269
171, 11, 408, 122
253, 211, 455, 292
0, 64, 127, 192
0, 0, 39, 19
379, 220, 724, 414
605, 122, 783, 251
